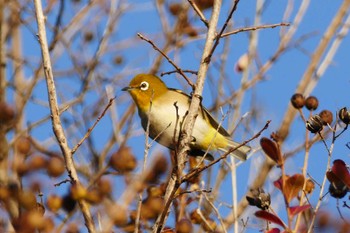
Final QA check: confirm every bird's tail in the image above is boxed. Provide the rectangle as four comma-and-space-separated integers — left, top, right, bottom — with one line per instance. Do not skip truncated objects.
219, 139, 251, 161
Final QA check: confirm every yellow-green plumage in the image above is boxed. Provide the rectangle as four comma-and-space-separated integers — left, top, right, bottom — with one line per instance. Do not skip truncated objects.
122, 74, 250, 161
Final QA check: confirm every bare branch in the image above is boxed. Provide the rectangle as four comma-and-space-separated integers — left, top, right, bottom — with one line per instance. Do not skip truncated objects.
33, 0, 96, 232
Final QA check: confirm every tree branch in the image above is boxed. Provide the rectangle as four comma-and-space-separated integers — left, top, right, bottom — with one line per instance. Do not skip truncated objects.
33, 1, 96, 232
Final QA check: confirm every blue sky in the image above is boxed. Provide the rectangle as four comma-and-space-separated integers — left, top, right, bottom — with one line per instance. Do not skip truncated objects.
10, 0, 350, 232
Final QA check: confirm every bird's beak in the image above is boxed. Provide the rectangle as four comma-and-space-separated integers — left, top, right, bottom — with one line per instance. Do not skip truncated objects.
122, 86, 132, 91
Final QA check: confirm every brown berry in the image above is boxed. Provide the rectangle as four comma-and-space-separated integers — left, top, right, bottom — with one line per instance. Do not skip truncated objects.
27, 209, 46, 229
194, 0, 214, 10
47, 156, 65, 177
109, 146, 137, 173
15, 136, 31, 155
169, 3, 183, 15
29, 155, 47, 170
319, 110, 333, 125
113, 55, 124, 65
176, 218, 193, 233
97, 178, 112, 195
108, 204, 128, 226
85, 188, 103, 204
18, 190, 37, 210
83, 31, 94, 42
70, 183, 87, 200
184, 25, 198, 37
290, 93, 305, 109
0, 186, 9, 200
16, 162, 29, 177
147, 185, 164, 198
305, 96, 319, 111
145, 197, 164, 215
0, 102, 15, 122
46, 195, 63, 213
190, 209, 202, 224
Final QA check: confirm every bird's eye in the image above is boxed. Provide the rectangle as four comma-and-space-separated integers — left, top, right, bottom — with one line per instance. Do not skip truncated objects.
140, 81, 149, 91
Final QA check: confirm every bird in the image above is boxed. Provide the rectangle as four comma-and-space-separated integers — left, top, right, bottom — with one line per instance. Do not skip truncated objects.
122, 74, 251, 161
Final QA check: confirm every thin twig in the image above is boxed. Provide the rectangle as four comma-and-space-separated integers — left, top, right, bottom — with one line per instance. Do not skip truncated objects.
205, 0, 240, 63
71, 97, 115, 155
182, 120, 270, 183
221, 22, 290, 38
137, 33, 194, 88
187, 0, 209, 27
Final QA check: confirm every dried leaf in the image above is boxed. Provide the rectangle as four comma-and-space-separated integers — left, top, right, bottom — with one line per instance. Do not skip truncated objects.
288, 205, 311, 216
255, 210, 285, 228
284, 174, 305, 203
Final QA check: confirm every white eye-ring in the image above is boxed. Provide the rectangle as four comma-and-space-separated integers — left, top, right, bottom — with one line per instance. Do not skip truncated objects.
140, 81, 149, 91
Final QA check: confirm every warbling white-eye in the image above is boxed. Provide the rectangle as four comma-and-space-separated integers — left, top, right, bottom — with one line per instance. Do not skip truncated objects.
122, 74, 250, 161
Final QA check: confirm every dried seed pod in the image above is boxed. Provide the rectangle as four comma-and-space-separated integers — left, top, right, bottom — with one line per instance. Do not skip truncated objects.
328, 183, 349, 199
339, 107, 350, 125
290, 93, 305, 109
319, 110, 333, 125
305, 96, 319, 111
246, 188, 271, 210
304, 179, 315, 194
306, 115, 324, 133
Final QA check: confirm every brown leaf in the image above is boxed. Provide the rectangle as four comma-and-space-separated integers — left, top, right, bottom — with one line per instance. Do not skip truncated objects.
284, 174, 305, 203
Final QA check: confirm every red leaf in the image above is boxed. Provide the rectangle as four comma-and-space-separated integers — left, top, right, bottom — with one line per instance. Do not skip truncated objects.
273, 177, 283, 191
265, 228, 281, 233
289, 205, 311, 216
260, 137, 283, 165
255, 210, 285, 228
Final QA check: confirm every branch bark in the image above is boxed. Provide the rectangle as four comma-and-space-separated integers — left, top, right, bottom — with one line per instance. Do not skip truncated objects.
33, 0, 96, 232
152, 0, 222, 232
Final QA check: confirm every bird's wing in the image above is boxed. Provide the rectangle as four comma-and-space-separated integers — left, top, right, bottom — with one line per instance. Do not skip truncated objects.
168, 88, 230, 137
